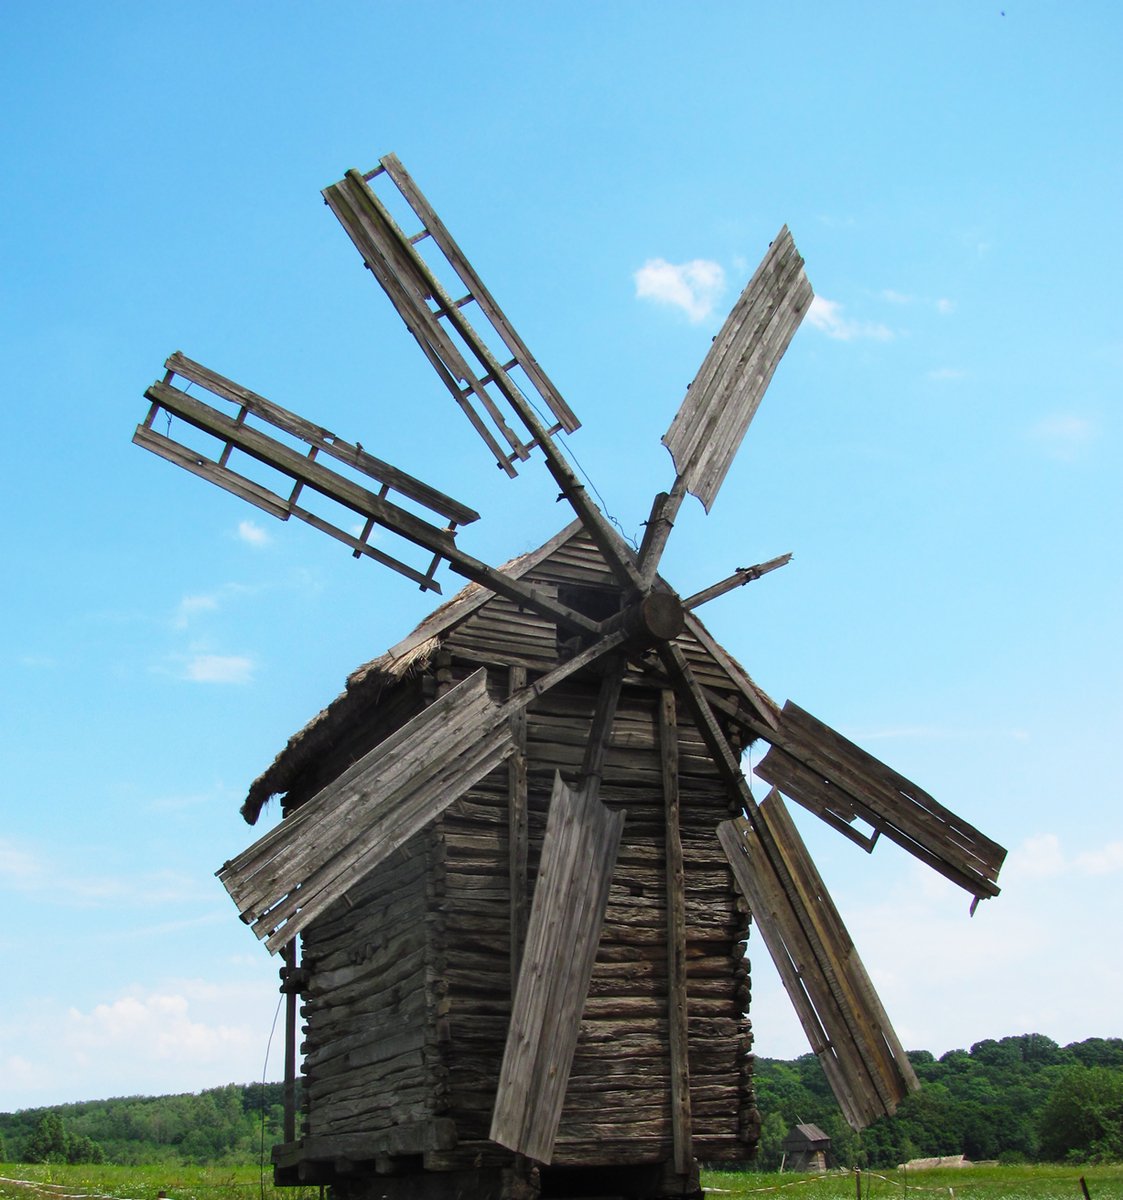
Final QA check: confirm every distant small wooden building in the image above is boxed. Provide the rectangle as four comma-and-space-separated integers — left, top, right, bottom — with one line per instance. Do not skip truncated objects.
782, 1123, 831, 1173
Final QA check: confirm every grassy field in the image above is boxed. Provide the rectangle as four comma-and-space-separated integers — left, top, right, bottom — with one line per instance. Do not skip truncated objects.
705, 1164, 1123, 1200
1, 1163, 1121, 1200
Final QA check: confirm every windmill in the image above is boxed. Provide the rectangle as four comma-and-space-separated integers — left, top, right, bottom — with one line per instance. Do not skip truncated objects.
134, 155, 1006, 1200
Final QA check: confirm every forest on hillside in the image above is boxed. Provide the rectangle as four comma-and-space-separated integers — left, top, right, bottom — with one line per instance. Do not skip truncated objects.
754, 1034, 1123, 1168
1, 1036, 1120, 1168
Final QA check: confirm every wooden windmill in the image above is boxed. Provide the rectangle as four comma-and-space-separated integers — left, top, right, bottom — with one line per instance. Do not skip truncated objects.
134, 155, 1006, 1200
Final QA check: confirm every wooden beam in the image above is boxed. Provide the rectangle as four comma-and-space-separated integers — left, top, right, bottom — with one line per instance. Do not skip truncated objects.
682, 553, 792, 611
659, 689, 693, 1175
508, 665, 529, 989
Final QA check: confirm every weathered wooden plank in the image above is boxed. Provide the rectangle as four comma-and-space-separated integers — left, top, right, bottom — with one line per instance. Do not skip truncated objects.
662, 227, 812, 512
490, 773, 626, 1163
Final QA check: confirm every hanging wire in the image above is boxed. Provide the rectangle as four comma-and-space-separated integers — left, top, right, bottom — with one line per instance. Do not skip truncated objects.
259, 993, 284, 1200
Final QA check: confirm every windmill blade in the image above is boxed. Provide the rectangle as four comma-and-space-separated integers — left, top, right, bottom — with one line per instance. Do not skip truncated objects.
662, 226, 812, 514
755, 701, 1006, 903
217, 669, 513, 952
655, 639, 919, 1125
136, 352, 480, 593
135, 355, 610, 635
718, 794, 918, 1129
325, 158, 646, 595
323, 160, 578, 475
219, 630, 633, 954
490, 771, 626, 1163
681, 552, 792, 611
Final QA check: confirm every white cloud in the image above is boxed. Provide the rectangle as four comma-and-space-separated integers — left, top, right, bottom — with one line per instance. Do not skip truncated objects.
183, 653, 255, 684
1028, 413, 1096, 461
928, 366, 967, 381
936, 297, 955, 315
881, 289, 912, 305
0, 838, 44, 886
634, 257, 726, 323
237, 519, 271, 547
173, 593, 219, 629
807, 295, 893, 342
3, 977, 279, 1106
1076, 841, 1123, 876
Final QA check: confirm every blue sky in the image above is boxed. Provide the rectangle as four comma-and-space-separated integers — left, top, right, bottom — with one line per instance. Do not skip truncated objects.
2, 3, 1120, 1112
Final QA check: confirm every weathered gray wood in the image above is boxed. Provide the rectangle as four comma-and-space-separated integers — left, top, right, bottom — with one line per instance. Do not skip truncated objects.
377, 154, 581, 436
327, 164, 646, 595
662, 227, 812, 512
659, 689, 693, 1174
718, 794, 918, 1129
132, 424, 444, 592
491, 773, 626, 1163
217, 670, 515, 951
682, 553, 792, 611
324, 168, 532, 469
507, 665, 529, 989
163, 351, 480, 525
755, 701, 1006, 900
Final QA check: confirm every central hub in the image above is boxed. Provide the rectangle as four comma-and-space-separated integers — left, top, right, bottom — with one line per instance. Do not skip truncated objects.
625, 590, 686, 646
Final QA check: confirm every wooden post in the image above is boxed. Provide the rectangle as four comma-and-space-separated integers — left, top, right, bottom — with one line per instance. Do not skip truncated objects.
282, 939, 298, 1144
659, 689, 693, 1175
508, 665, 529, 989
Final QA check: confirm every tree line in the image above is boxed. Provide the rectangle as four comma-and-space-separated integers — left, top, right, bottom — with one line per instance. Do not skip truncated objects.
754, 1034, 1123, 1168
1, 1035, 1120, 1167
0, 1082, 292, 1166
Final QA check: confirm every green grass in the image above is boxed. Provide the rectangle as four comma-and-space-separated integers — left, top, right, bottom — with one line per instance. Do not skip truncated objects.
703, 1163, 1123, 1200
2, 1162, 1121, 1200
0, 1164, 318, 1200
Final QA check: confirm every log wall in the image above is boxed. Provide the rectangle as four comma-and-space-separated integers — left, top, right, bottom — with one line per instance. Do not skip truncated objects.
283, 528, 758, 1177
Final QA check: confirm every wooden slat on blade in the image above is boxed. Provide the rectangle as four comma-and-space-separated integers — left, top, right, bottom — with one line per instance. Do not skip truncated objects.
377, 154, 581, 435
217, 670, 513, 952
757, 701, 1006, 900
491, 773, 625, 1164
718, 797, 917, 1129
663, 227, 812, 512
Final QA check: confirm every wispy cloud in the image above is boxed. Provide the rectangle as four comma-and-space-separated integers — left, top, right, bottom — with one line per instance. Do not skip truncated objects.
237, 519, 271, 547
182, 653, 255, 684
634, 257, 726, 323
173, 593, 220, 629
17, 653, 57, 669
927, 367, 967, 382
807, 295, 893, 342
879, 289, 954, 316
0, 839, 212, 907
1027, 413, 1096, 462
1007, 832, 1123, 880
